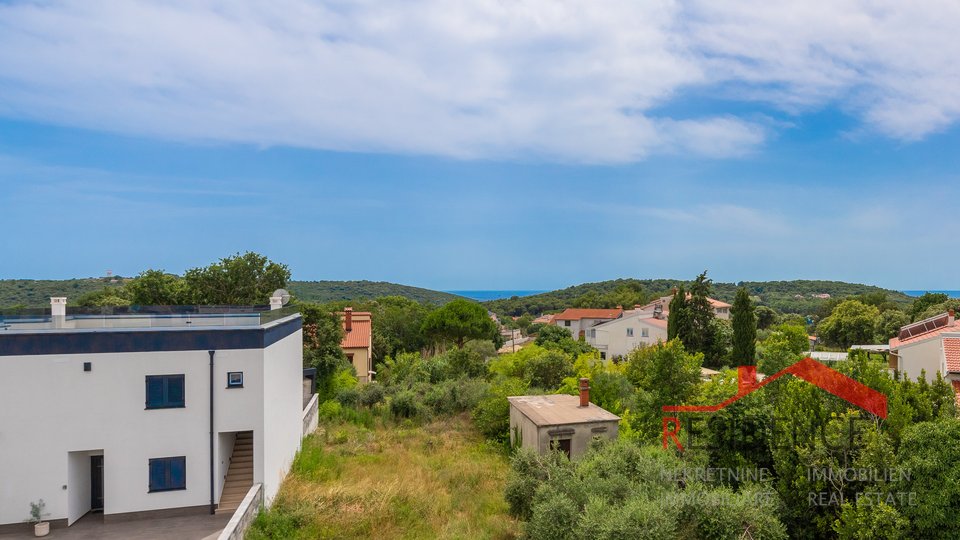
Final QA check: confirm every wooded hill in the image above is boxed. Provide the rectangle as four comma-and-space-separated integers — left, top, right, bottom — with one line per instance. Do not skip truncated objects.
483, 278, 914, 316
0, 278, 462, 307
288, 280, 462, 305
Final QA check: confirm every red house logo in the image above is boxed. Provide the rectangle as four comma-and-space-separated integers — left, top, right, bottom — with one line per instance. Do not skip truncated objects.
662, 358, 888, 450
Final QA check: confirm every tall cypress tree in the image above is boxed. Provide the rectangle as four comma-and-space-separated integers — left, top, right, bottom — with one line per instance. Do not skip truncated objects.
731, 287, 757, 365
686, 271, 715, 353
667, 285, 688, 341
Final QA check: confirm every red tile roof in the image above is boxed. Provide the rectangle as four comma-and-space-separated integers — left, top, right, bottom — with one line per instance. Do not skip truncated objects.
553, 308, 623, 321
944, 337, 960, 373
638, 294, 730, 311
642, 317, 668, 329
889, 318, 960, 349
340, 311, 372, 349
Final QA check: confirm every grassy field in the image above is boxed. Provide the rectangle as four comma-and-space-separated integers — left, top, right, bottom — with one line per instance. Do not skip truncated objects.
248, 415, 519, 540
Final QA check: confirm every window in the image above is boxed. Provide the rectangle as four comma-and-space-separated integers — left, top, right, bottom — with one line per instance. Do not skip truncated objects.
626, 328, 634, 337
564, 320, 571, 327
146, 375, 185, 409
600, 352, 606, 360
641, 328, 649, 338
227, 372, 243, 388
590, 329, 596, 338
550, 438, 572, 459
148, 456, 186, 492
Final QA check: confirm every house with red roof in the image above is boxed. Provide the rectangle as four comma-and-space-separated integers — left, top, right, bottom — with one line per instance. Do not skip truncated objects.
550, 308, 623, 340
340, 307, 374, 383
889, 310, 960, 395
635, 291, 732, 320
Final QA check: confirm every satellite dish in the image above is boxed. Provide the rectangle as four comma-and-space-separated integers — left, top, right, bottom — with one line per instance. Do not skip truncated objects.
272, 289, 291, 305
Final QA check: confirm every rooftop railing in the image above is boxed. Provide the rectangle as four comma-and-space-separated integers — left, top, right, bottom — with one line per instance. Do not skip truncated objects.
0, 305, 302, 331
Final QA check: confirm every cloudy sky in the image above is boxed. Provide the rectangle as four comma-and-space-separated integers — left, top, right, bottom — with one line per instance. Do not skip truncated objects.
1, 0, 958, 290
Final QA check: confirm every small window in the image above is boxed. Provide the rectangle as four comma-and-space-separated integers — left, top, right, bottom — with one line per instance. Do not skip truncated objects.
590, 329, 596, 338
600, 352, 606, 360
146, 375, 185, 409
550, 438, 572, 459
626, 328, 634, 337
148, 456, 186, 492
641, 328, 649, 338
564, 320, 571, 327
227, 372, 243, 388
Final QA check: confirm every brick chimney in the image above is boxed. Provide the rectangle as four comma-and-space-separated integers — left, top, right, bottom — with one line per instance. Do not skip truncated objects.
737, 365, 758, 394
344, 307, 353, 331
950, 309, 956, 324
579, 378, 590, 407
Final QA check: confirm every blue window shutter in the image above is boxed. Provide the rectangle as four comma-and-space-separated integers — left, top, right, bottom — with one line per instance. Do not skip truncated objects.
167, 376, 185, 407
146, 377, 164, 408
149, 459, 165, 491
170, 457, 186, 489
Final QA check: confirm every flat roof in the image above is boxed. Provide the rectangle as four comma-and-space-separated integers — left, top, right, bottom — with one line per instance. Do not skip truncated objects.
0, 314, 302, 357
508, 394, 620, 426
0, 306, 299, 334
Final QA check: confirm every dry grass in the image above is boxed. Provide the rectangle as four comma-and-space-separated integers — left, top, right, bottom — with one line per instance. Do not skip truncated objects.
248, 414, 520, 540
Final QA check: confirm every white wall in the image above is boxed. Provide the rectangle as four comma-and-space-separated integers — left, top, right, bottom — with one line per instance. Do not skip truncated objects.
898, 338, 944, 382
587, 315, 667, 358
260, 329, 303, 504
0, 347, 264, 525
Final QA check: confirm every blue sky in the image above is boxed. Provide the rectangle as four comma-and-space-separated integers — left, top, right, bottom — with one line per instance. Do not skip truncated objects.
1, 1, 959, 291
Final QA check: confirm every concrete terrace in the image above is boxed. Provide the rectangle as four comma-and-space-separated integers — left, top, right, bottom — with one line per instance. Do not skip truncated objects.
0, 513, 231, 540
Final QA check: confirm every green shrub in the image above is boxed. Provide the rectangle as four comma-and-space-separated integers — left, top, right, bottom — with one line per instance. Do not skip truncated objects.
357, 382, 385, 407
578, 495, 677, 540
317, 399, 343, 421
472, 377, 530, 442
390, 390, 424, 419
335, 387, 359, 407
527, 485, 578, 540
424, 378, 490, 415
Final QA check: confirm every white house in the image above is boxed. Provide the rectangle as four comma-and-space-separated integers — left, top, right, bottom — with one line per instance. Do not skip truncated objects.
550, 308, 623, 340
635, 292, 732, 320
0, 298, 304, 532
889, 311, 960, 393
586, 311, 669, 360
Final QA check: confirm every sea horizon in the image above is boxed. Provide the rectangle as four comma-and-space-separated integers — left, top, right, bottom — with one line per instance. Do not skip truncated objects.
901, 290, 960, 298
445, 290, 547, 301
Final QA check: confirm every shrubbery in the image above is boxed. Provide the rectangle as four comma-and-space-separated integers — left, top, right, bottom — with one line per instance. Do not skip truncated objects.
506, 440, 788, 540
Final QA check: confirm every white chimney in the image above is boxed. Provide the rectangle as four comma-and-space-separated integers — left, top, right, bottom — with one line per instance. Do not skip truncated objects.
269, 296, 283, 311
50, 297, 67, 317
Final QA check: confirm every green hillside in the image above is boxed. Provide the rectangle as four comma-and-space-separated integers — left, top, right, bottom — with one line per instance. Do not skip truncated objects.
0, 277, 129, 307
288, 280, 462, 305
0, 278, 462, 307
484, 278, 914, 316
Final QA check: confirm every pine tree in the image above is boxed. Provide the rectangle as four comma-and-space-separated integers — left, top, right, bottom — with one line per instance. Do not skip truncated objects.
731, 287, 757, 365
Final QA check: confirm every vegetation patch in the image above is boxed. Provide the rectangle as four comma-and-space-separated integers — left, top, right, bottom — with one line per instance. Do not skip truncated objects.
248, 415, 519, 540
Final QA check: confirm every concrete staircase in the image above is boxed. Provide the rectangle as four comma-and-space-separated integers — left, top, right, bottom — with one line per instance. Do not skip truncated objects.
217, 431, 253, 514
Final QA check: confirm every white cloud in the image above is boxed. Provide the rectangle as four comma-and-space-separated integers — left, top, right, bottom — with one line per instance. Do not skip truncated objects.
0, 0, 957, 162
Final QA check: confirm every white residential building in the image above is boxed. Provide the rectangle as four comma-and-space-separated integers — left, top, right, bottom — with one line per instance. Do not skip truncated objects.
889, 311, 960, 395
0, 299, 304, 532
586, 311, 669, 360
635, 293, 732, 320
550, 308, 623, 340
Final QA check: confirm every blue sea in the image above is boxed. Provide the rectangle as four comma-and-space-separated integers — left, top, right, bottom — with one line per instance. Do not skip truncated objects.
902, 290, 960, 298
446, 290, 547, 301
